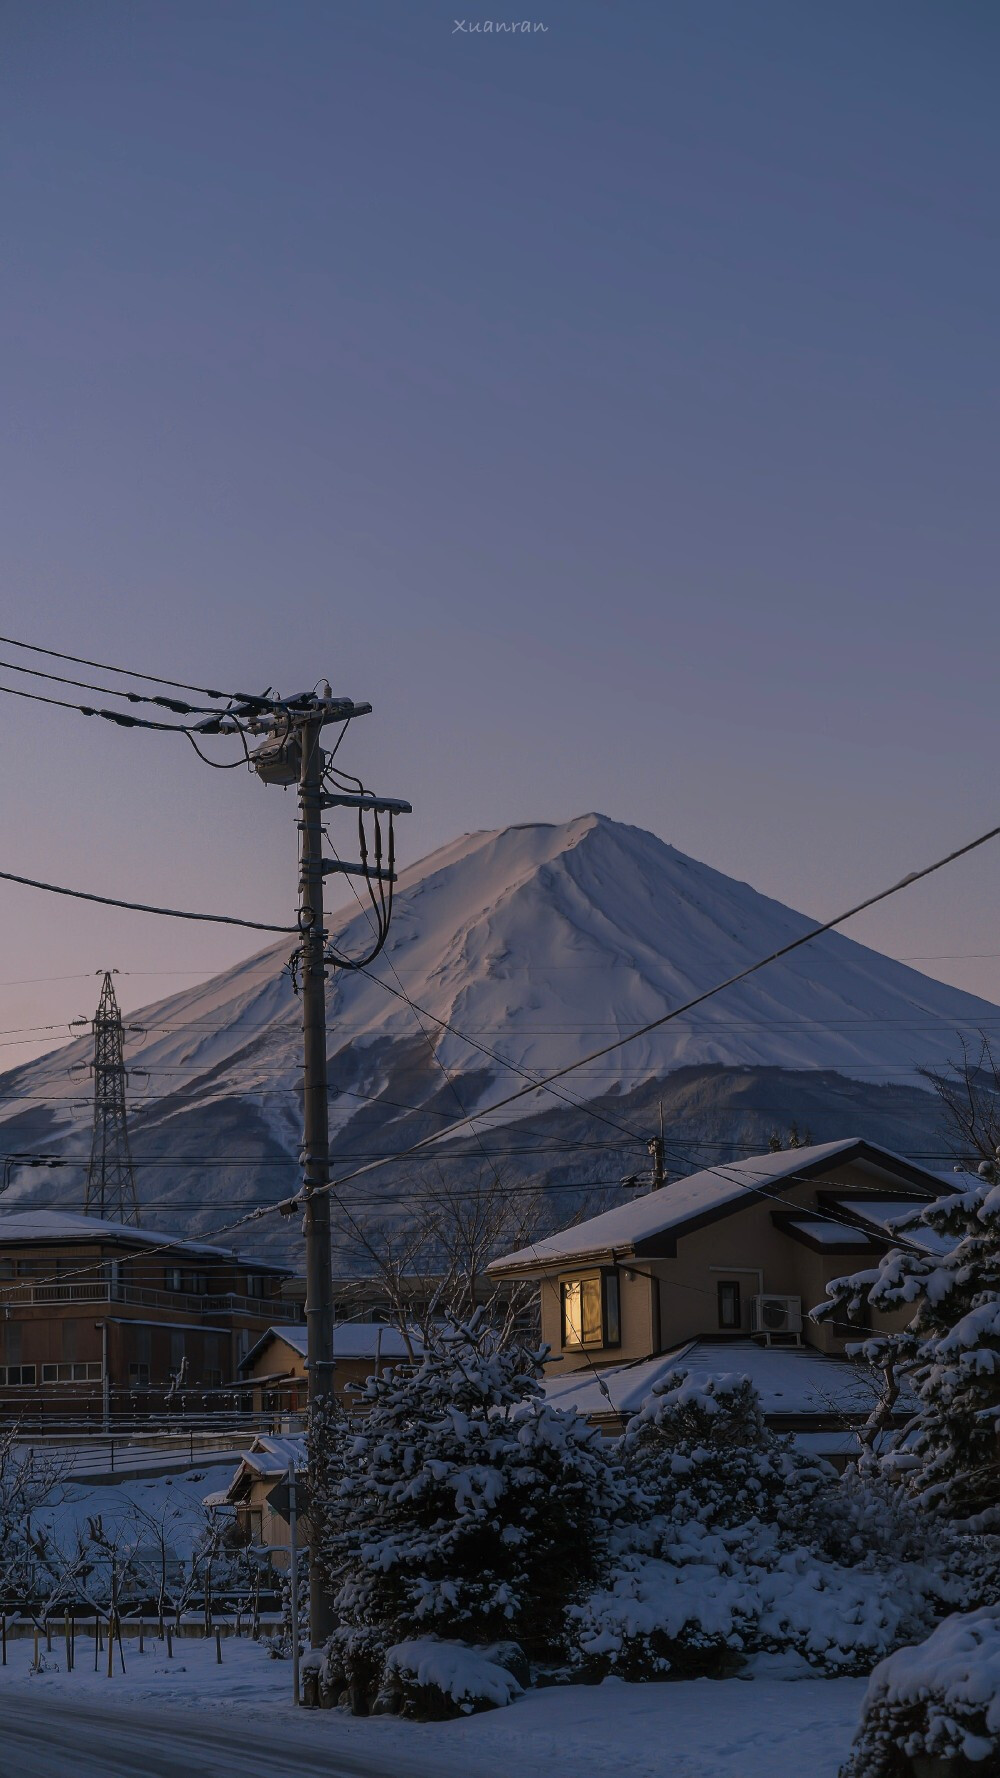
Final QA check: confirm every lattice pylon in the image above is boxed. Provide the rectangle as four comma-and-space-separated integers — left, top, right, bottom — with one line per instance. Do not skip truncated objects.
83, 971, 140, 1225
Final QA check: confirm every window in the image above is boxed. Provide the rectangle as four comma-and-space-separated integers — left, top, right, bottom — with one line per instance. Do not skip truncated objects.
245, 1273, 267, 1298
717, 1280, 742, 1330
41, 1362, 103, 1383
0, 1365, 36, 1386
165, 1267, 209, 1295
128, 1362, 150, 1387
560, 1272, 620, 1350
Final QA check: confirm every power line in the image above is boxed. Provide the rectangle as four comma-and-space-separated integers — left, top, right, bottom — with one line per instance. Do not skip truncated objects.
0, 864, 296, 933
0, 676, 232, 733
0, 629, 274, 707
0, 654, 241, 717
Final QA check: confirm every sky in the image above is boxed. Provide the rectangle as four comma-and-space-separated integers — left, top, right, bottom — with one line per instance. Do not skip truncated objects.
1, 0, 999, 1067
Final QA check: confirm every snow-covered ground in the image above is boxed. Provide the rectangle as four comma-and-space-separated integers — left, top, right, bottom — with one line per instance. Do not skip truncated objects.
25, 1458, 239, 1555
0, 1631, 867, 1777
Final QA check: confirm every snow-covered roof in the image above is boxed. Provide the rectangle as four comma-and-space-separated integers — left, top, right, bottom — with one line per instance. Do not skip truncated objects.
239, 1321, 418, 1372
785, 1217, 874, 1247
491, 1140, 943, 1271
542, 1339, 889, 1422
0, 1208, 290, 1271
231, 1434, 307, 1482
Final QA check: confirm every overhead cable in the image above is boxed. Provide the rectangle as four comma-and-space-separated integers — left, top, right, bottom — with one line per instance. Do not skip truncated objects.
0, 865, 296, 933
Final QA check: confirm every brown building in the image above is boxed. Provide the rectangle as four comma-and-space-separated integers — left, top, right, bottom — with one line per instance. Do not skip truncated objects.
488, 1138, 951, 1448
0, 1209, 301, 1424
239, 1321, 419, 1421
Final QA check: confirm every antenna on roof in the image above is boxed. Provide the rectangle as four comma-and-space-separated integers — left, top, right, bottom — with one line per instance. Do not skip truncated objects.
83, 971, 140, 1226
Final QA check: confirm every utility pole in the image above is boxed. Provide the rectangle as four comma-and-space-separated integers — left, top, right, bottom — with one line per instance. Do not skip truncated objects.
647, 1100, 666, 1192
298, 712, 336, 1577
252, 686, 408, 1645
83, 971, 140, 1225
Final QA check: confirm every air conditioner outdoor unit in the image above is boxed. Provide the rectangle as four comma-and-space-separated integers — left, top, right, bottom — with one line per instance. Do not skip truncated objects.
750, 1294, 803, 1339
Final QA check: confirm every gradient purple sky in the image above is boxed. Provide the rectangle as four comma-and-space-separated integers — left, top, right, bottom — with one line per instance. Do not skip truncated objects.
2, 0, 999, 1063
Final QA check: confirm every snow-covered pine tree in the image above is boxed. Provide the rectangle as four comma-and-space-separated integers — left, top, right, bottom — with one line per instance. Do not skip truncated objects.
815, 1175, 1000, 1528
310, 1315, 623, 1710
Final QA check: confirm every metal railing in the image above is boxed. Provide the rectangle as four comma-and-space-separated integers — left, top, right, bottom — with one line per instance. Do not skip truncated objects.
6, 1280, 302, 1320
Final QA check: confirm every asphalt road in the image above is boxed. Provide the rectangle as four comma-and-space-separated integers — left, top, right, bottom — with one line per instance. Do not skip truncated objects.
1, 1694, 476, 1778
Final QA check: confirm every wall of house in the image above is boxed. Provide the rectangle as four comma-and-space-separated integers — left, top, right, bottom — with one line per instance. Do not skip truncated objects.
531, 1157, 934, 1370
654, 1160, 923, 1354
538, 1263, 654, 1372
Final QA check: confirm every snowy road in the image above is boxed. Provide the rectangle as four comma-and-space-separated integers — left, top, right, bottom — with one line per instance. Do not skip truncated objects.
1, 1695, 478, 1778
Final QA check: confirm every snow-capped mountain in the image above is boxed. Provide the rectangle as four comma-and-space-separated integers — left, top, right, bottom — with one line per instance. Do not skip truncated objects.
0, 814, 992, 1253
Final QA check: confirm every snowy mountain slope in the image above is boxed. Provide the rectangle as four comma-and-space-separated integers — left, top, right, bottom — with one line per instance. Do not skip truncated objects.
0, 814, 993, 1248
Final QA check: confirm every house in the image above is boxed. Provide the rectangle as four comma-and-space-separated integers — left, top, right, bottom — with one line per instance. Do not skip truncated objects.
239, 1320, 419, 1421
212, 1433, 308, 1560
0, 1208, 300, 1424
488, 1138, 951, 1449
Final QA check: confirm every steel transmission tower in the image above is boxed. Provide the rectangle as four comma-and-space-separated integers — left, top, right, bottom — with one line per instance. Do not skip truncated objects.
83, 970, 140, 1225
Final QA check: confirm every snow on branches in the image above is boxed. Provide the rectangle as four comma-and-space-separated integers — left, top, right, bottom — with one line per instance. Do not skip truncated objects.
816, 1178, 1000, 1527
841, 1605, 1000, 1778
310, 1313, 624, 1713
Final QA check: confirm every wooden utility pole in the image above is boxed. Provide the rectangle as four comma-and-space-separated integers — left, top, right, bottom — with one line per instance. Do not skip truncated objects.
297, 714, 336, 1637
252, 686, 408, 1647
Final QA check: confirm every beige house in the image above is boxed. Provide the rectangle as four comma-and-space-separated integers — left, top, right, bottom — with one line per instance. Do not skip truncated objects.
489, 1138, 950, 1444
212, 1433, 308, 1560
239, 1321, 418, 1421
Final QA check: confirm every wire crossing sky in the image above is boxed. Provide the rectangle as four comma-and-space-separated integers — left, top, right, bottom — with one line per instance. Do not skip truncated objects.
1, 1, 998, 1059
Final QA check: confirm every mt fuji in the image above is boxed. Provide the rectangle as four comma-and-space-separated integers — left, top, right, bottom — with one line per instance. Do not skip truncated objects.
0, 814, 993, 1255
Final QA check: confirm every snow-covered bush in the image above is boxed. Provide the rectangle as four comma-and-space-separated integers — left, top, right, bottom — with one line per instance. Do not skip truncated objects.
311, 1316, 624, 1714
816, 1179, 1000, 1528
381, 1639, 523, 1719
841, 1606, 1000, 1778
572, 1367, 972, 1684
621, 1369, 825, 1529
569, 1524, 755, 1679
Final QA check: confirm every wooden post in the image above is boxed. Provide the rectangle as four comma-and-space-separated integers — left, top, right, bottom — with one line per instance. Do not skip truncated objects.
107, 1618, 114, 1678
32, 1628, 39, 1673
45, 1617, 52, 1653
166, 1626, 173, 1659
2, 1614, 6, 1666
116, 1615, 127, 1675
215, 1626, 222, 1664
138, 1617, 144, 1653
64, 1612, 71, 1672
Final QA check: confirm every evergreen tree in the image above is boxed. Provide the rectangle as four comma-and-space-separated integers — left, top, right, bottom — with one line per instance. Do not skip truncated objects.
310, 1316, 623, 1706
816, 1175, 1000, 1527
